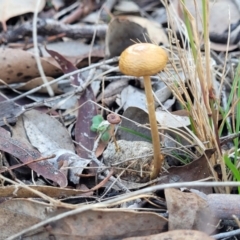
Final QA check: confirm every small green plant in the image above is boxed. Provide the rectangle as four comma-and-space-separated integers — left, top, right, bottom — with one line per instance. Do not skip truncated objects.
224, 154, 240, 193
90, 115, 111, 142
218, 61, 240, 192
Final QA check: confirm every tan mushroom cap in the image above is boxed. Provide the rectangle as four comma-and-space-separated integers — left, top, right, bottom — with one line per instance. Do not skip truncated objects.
119, 43, 168, 77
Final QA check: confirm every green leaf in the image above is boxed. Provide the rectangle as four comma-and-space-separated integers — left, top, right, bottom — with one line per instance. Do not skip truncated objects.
90, 125, 98, 132
90, 115, 104, 132
101, 132, 110, 142
224, 154, 240, 193
92, 115, 104, 125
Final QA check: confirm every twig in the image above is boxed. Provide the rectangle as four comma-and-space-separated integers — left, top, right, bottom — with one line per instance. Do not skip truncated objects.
100, 162, 136, 199
33, 0, 54, 97
212, 228, 240, 239
84, 169, 114, 192
0, 175, 69, 208
53, 2, 79, 19
61, 0, 97, 24
0, 19, 107, 43
0, 155, 55, 173
100, 0, 117, 20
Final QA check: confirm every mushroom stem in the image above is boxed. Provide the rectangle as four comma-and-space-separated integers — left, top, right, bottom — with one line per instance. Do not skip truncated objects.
143, 76, 163, 180
107, 113, 121, 151
109, 124, 120, 151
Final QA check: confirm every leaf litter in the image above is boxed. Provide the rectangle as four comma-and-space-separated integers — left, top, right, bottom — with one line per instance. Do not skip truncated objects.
0, 0, 240, 239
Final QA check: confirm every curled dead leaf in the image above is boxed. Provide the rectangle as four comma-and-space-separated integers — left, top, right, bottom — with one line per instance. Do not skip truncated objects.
0, 0, 46, 30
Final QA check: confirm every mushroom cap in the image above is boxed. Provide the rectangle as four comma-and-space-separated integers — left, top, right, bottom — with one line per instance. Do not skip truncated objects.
119, 43, 168, 77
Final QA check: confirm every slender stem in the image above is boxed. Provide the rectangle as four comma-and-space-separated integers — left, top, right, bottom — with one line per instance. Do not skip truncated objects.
143, 76, 163, 180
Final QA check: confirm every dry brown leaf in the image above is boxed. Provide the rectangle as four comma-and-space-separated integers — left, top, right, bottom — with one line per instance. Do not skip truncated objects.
158, 149, 215, 194
44, 47, 98, 159
95, 140, 108, 158
0, 48, 62, 84
123, 230, 214, 240
165, 188, 217, 234
105, 16, 168, 58
42, 47, 104, 69
0, 199, 63, 239
114, 0, 139, 12
0, 0, 46, 30
0, 199, 168, 239
0, 127, 68, 187
125, 16, 169, 45
207, 194, 240, 220
23, 109, 75, 153
32, 209, 168, 239
16, 76, 63, 94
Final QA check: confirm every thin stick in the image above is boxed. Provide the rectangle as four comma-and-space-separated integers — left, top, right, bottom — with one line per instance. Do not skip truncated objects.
0, 155, 55, 173
33, 0, 54, 97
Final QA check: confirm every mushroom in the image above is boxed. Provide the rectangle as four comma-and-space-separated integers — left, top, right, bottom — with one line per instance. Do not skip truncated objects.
119, 43, 168, 180
107, 113, 121, 151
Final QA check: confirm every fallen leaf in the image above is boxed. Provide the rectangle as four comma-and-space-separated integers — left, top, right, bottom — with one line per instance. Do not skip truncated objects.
44, 149, 91, 184
207, 193, 240, 220
0, 100, 23, 126
45, 47, 98, 159
121, 86, 147, 111
165, 188, 217, 234
0, 198, 168, 239
154, 82, 172, 104
23, 109, 75, 153
114, 1, 139, 12
118, 106, 152, 142
97, 79, 128, 104
155, 110, 190, 128
0, 199, 50, 239
31, 209, 168, 239
0, 0, 46, 30
158, 149, 215, 194
0, 127, 67, 187
0, 48, 62, 84
123, 229, 214, 240
75, 49, 104, 68
16, 76, 63, 94
121, 106, 190, 134
105, 16, 168, 58
35, 41, 92, 58
75, 88, 98, 158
